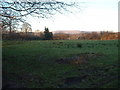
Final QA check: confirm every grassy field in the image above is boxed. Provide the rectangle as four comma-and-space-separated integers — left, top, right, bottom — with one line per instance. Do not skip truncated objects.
2, 40, 119, 88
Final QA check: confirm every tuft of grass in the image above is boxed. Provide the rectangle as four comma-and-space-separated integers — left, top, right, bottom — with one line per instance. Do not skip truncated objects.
76, 43, 82, 48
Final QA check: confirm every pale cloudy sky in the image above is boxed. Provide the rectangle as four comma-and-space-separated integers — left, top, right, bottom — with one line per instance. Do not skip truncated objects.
26, 0, 119, 32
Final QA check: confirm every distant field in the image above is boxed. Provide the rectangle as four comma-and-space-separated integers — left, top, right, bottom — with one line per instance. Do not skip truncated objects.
2, 40, 119, 88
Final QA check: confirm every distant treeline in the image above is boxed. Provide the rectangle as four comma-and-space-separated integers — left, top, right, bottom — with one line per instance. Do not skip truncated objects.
53, 32, 119, 40
2, 27, 53, 40
2, 31, 120, 40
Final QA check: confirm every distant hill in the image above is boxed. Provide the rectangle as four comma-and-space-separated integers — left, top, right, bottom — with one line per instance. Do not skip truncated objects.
53, 30, 82, 34
52, 30, 101, 34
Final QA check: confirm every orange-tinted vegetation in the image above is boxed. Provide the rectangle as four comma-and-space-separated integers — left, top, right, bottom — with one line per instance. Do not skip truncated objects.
2, 30, 120, 40
53, 31, 119, 40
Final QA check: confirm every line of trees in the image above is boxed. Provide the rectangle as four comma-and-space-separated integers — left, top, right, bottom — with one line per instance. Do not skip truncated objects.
53, 32, 119, 40
2, 26, 53, 40
2, 28, 119, 40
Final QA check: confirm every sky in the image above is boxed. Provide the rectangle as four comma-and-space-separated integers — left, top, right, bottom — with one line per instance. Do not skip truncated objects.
26, 0, 119, 32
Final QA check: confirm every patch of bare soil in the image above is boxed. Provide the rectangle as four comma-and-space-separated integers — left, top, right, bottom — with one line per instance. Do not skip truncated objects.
56, 53, 104, 65
63, 75, 87, 87
2, 71, 44, 88
2, 71, 26, 88
57, 74, 88, 88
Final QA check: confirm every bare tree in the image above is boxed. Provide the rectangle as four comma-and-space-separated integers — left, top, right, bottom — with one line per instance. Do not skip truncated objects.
1, 18, 20, 33
0, 8, 22, 33
0, 0, 80, 33
0, 0, 77, 19
21, 22, 32, 34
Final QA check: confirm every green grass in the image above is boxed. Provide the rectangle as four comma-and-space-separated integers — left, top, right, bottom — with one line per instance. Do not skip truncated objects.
2, 40, 119, 88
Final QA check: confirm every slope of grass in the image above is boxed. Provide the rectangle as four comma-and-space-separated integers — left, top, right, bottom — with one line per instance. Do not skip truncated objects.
2, 40, 119, 88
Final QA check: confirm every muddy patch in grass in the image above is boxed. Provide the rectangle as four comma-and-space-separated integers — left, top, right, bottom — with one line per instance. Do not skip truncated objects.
57, 75, 88, 88
63, 75, 87, 87
2, 71, 44, 88
2, 71, 26, 88
56, 53, 105, 65
57, 63, 118, 88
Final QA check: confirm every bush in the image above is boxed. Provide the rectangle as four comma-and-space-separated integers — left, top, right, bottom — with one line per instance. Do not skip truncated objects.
76, 43, 82, 48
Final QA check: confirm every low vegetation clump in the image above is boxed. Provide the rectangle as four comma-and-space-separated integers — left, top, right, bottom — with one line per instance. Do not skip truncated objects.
56, 52, 104, 65
76, 43, 82, 48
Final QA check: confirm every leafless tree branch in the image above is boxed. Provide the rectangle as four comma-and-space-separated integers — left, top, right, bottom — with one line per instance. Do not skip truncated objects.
0, 0, 81, 33
0, 0, 77, 19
